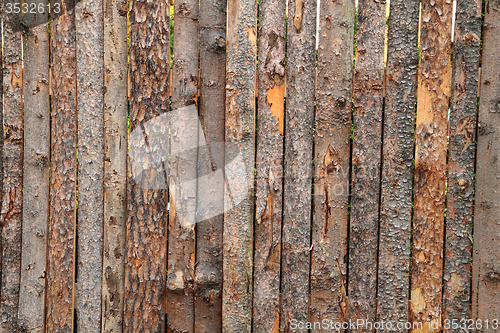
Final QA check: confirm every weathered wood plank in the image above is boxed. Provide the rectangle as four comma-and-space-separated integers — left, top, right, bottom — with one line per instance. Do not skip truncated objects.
222, 0, 257, 329
0, 3, 24, 331
347, 0, 386, 328
46, 0, 78, 331
376, 0, 419, 327
410, 0, 453, 330
166, 0, 199, 330
253, 0, 286, 330
310, 0, 354, 329
75, 0, 104, 330
194, 0, 226, 330
101, 0, 128, 331
0, 7, 3, 333
280, 0, 316, 330
471, 0, 500, 327
18, 2, 50, 331
124, 0, 170, 331
443, 0, 481, 327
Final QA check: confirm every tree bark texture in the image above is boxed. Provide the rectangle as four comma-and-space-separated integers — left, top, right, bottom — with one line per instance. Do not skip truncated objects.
18, 2, 50, 331
253, 0, 286, 330
124, 0, 170, 331
101, 0, 128, 331
0, 3, 4, 331
443, 0, 481, 328
347, 0, 385, 330
76, 0, 104, 330
0, 4, 23, 332
0, 1, 498, 332
471, 0, 500, 329
222, 0, 257, 330
310, 0, 354, 330
166, 0, 199, 330
280, 0, 316, 330
410, 0, 452, 331
47, 1, 78, 331
194, 0, 226, 330
376, 0, 419, 328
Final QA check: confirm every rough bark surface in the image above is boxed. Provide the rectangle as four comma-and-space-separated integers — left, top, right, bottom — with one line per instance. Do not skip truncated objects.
376, 0, 419, 328
47, 1, 78, 331
166, 0, 199, 330
410, 0, 452, 331
124, 0, 170, 332
280, 0, 316, 330
0, 7, 3, 332
194, 0, 226, 330
102, 0, 128, 331
76, 0, 104, 330
471, 0, 500, 328
18, 3, 50, 331
253, 0, 286, 330
443, 0, 481, 328
222, 0, 256, 330
347, 0, 385, 329
310, 0, 354, 330
0, 5, 24, 332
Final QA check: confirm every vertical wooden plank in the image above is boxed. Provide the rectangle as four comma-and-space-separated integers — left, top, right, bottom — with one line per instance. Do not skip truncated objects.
194, 0, 226, 329
102, 0, 128, 331
0, 6, 3, 332
18, 1, 50, 330
0, 2, 24, 330
222, 0, 257, 329
253, 0, 286, 330
443, 0, 481, 326
347, 0, 385, 327
410, 0, 453, 330
124, 0, 170, 331
47, 0, 78, 331
310, 0, 354, 328
75, 0, 104, 330
376, 0, 419, 326
166, 0, 199, 330
280, 0, 316, 330
472, 0, 500, 326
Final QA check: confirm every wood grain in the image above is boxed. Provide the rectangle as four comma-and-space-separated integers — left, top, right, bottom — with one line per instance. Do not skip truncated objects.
310, 0, 354, 330
124, 0, 170, 331
222, 0, 257, 330
253, 0, 286, 330
471, 0, 500, 329
75, 0, 105, 330
347, 0, 386, 329
443, 0, 481, 327
166, 0, 199, 330
18, 1, 50, 331
0, 2, 24, 331
376, 0, 419, 327
410, 0, 453, 330
0, 4, 3, 331
46, 0, 78, 331
194, 0, 226, 330
280, 0, 316, 330
101, 0, 128, 331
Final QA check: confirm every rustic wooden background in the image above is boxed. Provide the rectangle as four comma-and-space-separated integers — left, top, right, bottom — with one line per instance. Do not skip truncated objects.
0, 0, 499, 331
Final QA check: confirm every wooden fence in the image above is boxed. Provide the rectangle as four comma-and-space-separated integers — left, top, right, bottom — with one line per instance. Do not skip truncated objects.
0, 0, 499, 331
